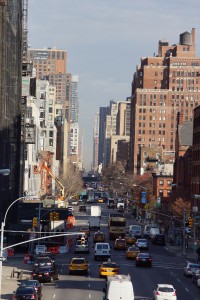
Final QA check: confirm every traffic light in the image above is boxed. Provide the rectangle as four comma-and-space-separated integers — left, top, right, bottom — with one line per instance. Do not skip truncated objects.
55, 212, 59, 220
50, 212, 59, 220
32, 217, 38, 227
188, 217, 193, 228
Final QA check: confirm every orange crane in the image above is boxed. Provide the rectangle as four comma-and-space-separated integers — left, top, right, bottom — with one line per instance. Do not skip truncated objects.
40, 163, 65, 202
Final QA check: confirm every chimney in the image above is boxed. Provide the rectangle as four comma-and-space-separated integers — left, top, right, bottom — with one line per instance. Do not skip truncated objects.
191, 28, 195, 46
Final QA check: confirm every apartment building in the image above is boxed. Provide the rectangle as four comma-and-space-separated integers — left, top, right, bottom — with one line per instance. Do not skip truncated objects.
28, 48, 69, 167
130, 28, 200, 174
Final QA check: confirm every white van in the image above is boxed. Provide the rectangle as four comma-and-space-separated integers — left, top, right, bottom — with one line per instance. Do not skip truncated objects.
103, 274, 134, 300
94, 242, 110, 260
149, 227, 160, 239
128, 225, 142, 238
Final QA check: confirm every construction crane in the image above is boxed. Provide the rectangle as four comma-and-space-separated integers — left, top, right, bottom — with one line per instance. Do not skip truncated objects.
40, 163, 65, 202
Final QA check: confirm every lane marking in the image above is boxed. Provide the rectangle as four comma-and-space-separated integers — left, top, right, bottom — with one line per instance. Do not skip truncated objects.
89, 294, 91, 298
177, 278, 180, 282
88, 283, 91, 288
185, 288, 189, 292
53, 294, 56, 298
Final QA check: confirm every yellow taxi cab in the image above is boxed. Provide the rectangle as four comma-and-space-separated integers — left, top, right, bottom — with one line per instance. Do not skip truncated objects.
126, 246, 140, 259
99, 259, 119, 277
114, 237, 126, 250
69, 257, 88, 275
97, 198, 104, 203
93, 231, 105, 243
125, 233, 136, 245
79, 226, 90, 236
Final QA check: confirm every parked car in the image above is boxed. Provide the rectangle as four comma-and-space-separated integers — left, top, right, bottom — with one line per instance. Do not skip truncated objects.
151, 234, 165, 246
13, 286, 39, 300
153, 284, 177, 300
32, 266, 59, 283
192, 269, 200, 284
135, 253, 152, 267
183, 262, 200, 277
19, 280, 42, 299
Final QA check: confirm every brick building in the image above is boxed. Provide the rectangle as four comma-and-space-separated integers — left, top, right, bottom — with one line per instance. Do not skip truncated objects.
129, 28, 200, 174
191, 105, 200, 211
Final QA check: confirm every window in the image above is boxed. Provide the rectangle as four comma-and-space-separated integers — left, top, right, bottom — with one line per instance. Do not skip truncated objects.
49, 131, 53, 138
167, 180, 172, 186
49, 107, 53, 113
159, 180, 164, 185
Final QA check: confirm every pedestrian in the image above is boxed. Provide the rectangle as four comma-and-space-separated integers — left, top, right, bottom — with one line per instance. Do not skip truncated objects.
196, 247, 200, 262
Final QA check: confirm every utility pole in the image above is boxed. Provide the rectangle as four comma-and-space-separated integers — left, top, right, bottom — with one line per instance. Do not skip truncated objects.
182, 209, 186, 256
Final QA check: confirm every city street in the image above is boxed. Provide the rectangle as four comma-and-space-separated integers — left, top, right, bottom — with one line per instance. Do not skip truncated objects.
37, 204, 200, 300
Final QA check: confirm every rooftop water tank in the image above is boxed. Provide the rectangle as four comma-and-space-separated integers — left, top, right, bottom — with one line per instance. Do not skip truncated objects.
180, 31, 192, 45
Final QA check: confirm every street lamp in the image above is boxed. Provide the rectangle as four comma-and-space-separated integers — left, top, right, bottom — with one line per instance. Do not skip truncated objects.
0, 195, 25, 299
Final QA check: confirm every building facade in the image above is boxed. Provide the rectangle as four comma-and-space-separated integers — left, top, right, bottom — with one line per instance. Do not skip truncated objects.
0, 1, 23, 222
93, 112, 99, 171
130, 28, 200, 174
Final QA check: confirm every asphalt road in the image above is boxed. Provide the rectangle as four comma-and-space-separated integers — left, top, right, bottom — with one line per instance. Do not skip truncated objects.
41, 204, 200, 300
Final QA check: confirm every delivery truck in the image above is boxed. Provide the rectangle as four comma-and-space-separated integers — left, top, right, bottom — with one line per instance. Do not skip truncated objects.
91, 205, 101, 217
88, 216, 100, 231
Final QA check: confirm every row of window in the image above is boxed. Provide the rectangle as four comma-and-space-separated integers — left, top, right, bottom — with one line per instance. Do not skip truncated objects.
159, 180, 172, 186
171, 70, 199, 75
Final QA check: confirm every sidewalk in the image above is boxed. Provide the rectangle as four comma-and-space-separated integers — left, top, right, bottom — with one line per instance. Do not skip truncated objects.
1, 255, 33, 300
165, 239, 197, 261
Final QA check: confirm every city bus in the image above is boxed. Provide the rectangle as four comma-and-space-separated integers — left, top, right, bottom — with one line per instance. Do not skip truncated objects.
108, 213, 126, 240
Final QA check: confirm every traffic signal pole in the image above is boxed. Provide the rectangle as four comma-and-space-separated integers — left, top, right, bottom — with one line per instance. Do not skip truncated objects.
182, 209, 186, 256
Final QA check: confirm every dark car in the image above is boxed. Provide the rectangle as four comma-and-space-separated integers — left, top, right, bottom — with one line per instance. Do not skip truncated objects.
151, 234, 165, 246
19, 280, 42, 299
79, 205, 86, 212
32, 266, 59, 283
33, 256, 54, 268
135, 253, 152, 267
13, 286, 38, 300
192, 269, 200, 284
35, 252, 55, 262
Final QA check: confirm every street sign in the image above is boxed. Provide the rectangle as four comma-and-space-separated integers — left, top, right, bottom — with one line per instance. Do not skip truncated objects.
141, 191, 147, 204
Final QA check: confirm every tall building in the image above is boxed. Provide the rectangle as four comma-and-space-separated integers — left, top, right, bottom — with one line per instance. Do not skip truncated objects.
66, 74, 80, 166
98, 105, 111, 166
70, 75, 79, 123
28, 47, 69, 167
0, 1, 23, 222
130, 28, 200, 174
28, 47, 67, 108
93, 112, 99, 171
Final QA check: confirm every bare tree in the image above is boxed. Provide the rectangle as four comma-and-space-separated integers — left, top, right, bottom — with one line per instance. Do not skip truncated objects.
171, 197, 191, 219
59, 163, 83, 199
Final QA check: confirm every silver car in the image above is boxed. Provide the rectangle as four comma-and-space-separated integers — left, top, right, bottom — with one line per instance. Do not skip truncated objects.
136, 239, 148, 250
183, 262, 200, 277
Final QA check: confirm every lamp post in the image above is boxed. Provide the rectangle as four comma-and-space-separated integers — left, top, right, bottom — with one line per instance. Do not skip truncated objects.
0, 195, 24, 299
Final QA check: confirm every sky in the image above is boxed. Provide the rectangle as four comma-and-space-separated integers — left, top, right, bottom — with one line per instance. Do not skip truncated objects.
28, 0, 200, 171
